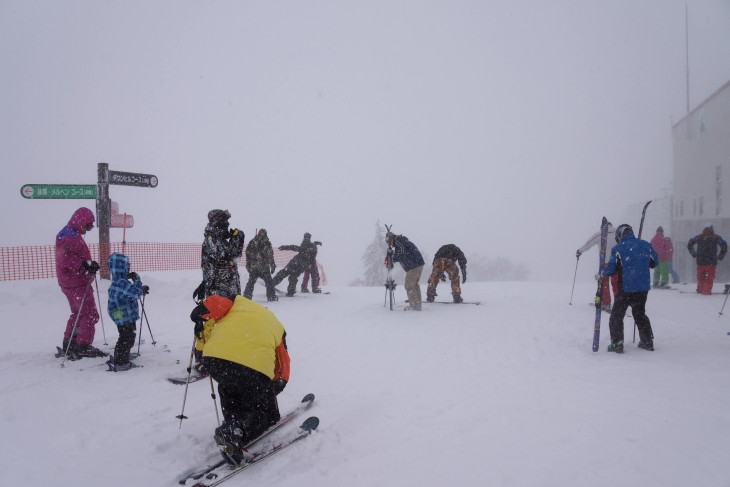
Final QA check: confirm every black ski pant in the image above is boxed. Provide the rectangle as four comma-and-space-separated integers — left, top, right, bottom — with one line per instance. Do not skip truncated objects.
243, 268, 276, 300
114, 323, 136, 365
204, 357, 280, 444
272, 264, 305, 295
608, 291, 653, 344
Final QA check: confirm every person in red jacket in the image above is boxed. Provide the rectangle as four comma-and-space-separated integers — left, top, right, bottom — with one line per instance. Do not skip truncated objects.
650, 227, 672, 289
55, 207, 106, 359
688, 224, 728, 295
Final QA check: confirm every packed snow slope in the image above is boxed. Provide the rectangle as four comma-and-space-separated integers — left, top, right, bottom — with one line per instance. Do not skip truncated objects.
2, 271, 730, 487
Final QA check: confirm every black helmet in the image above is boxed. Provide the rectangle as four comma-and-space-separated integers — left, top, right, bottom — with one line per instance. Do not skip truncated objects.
258, 228, 267, 237
208, 209, 231, 222
615, 224, 633, 243
303, 232, 311, 240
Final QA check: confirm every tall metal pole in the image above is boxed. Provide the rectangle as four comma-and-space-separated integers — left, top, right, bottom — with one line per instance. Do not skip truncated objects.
97, 162, 111, 279
685, 2, 691, 139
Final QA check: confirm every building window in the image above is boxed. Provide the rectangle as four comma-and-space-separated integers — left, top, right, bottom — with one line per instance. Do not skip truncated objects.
717, 165, 722, 216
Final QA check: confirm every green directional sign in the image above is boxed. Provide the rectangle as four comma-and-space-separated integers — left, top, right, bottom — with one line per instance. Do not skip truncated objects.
20, 184, 96, 199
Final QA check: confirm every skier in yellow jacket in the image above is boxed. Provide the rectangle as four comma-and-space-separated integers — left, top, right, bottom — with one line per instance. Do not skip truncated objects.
190, 294, 291, 464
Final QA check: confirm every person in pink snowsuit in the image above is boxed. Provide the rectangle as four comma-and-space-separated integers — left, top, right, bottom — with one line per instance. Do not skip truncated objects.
55, 207, 106, 358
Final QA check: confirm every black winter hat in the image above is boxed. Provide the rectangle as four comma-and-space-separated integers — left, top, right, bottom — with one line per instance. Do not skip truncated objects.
303, 232, 311, 239
657, 226, 664, 233
208, 209, 231, 222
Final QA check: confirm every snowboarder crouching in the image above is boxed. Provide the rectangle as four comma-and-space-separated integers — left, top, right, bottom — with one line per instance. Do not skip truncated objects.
426, 244, 467, 303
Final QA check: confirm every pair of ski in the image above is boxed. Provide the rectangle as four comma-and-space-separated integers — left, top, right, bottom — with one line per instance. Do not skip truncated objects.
178, 393, 318, 486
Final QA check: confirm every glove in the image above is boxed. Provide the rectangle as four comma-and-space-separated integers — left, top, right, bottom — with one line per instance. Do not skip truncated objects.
690, 251, 697, 258
230, 228, 242, 238
272, 378, 287, 396
719, 255, 725, 261
126, 272, 140, 281
81, 260, 100, 273
314, 241, 322, 246
193, 281, 205, 303
270, 264, 276, 274
141, 285, 150, 295
440, 274, 447, 282
576, 250, 582, 259
194, 321, 204, 339
595, 272, 603, 281
462, 269, 467, 284
278, 246, 285, 251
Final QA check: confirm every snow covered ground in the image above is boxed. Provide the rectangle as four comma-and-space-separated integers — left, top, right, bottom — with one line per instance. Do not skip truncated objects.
2, 271, 730, 487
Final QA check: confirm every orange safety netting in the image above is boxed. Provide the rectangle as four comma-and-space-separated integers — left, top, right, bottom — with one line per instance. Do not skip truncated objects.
0, 243, 326, 285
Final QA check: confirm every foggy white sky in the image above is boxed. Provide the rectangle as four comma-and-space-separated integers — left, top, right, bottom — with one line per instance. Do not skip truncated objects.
2, 0, 730, 285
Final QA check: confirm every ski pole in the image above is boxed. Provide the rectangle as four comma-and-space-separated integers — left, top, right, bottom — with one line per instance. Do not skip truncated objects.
136, 312, 144, 356
93, 274, 108, 346
207, 375, 221, 427
569, 256, 579, 305
176, 337, 197, 429
139, 293, 157, 346
719, 284, 730, 317
60, 282, 91, 367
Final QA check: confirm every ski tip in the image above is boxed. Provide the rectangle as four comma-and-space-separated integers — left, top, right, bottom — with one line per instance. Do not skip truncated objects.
301, 416, 319, 432
301, 393, 315, 405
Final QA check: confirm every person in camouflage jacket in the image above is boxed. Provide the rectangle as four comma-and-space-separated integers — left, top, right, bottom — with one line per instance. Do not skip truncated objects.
243, 229, 278, 302
200, 209, 245, 300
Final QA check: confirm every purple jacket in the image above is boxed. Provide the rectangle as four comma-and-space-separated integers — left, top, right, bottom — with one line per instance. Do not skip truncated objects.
55, 208, 95, 288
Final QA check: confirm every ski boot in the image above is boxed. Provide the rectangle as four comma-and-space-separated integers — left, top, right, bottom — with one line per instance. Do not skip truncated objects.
452, 294, 464, 304
267, 295, 279, 302
300, 287, 310, 293
76, 344, 109, 358
607, 341, 624, 354
637, 341, 654, 351
56, 339, 81, 360
214, 422, 248, 465
312, 287, 322, 294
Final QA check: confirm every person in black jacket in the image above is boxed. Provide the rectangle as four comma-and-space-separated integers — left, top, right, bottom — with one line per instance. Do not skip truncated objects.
426, 244, 467, 303
386, 231, 425, 310
272, 233, 321, 297
687, 224, 728, 295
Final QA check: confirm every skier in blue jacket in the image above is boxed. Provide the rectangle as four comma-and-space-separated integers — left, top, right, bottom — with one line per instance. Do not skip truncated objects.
386, 231, 425, 310
599, 224, 658, 353
107, 253, 149, 371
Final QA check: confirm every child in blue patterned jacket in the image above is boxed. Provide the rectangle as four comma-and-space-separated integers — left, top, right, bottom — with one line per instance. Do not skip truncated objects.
107, 253, 149, 371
